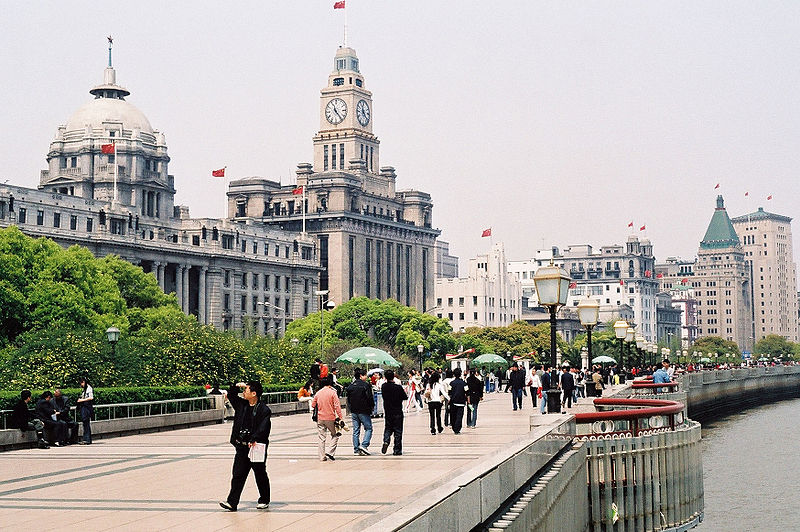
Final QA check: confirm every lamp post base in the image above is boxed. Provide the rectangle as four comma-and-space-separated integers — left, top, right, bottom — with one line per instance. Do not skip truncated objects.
546, 389, 562, 413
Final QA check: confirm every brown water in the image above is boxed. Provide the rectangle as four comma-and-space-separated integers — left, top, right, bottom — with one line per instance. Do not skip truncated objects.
698, 398, 800, 531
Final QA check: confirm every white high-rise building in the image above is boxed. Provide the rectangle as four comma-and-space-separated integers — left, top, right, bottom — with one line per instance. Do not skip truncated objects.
434, 242, 521, 330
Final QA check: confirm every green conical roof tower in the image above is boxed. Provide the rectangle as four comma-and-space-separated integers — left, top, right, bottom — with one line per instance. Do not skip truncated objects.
700, 195, 740, 250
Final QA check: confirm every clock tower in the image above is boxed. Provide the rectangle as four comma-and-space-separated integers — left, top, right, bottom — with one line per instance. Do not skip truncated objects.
313, 46, 379, 173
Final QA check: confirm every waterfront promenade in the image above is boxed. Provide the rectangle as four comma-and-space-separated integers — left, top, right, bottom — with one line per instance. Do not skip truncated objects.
0, 390, 594, 531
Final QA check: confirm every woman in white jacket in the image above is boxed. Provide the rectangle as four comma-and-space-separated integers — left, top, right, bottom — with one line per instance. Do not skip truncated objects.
426, 372, 449, 435
527, 365, 542, 409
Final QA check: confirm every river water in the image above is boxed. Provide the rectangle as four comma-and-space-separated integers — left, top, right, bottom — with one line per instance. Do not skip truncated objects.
698, 397, 800, 531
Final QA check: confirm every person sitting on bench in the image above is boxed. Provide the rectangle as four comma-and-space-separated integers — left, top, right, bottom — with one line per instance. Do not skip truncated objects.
9, 390, 49, 448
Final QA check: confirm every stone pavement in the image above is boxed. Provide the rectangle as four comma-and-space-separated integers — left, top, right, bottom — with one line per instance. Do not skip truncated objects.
0, 388, 617, 531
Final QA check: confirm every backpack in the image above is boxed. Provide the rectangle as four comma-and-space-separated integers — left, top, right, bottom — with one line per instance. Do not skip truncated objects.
320, 364, 329, 378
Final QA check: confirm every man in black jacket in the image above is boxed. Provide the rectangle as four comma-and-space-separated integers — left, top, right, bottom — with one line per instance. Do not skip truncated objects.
559, 366, 576, 411
220, 381, 272, 512
448, 368, 467, 434
10, 390, 48, 448
52, 389, 79, 444
380, 370, 408, 455
509, 364, 526, 411
346, 368, 375, 455
35, 391, 67, 446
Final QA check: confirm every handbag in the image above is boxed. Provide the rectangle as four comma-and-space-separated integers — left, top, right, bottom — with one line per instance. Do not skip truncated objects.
312, 405, 318, 422
423, 386, 432, 401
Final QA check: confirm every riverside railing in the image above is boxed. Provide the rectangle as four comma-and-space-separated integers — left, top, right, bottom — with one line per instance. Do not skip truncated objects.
574, 398, 703, 532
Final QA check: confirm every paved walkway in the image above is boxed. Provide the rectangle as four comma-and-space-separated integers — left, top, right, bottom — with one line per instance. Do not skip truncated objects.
0, 388, 619, 531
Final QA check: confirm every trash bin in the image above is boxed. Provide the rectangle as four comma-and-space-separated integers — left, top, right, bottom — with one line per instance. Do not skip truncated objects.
546, 389, 562, 413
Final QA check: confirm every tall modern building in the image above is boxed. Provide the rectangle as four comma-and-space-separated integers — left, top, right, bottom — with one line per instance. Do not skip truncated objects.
694, 196, 752, 350
731, 207, 799, 342
228, 46, 440, 311
434, 242, 522, 329
1, 43, 321, 335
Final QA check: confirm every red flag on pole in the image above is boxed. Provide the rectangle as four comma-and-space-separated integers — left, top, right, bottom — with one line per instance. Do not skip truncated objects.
212, 168, 226, 178
620, 279, 624, 286
627, 221, 634, 228
644, 270, 652, 277
681, 278, 689, 284
292, 186, 304, 195
639, 225, 646, 231
714, 183, 720, 189
568, 282, 577, 289
481, 228, 492, 238
656, 273, 664, 279
744, 191, 749, 197
334, 1, 345, 8
767, 195, 773, 200
101, 143, 115, 154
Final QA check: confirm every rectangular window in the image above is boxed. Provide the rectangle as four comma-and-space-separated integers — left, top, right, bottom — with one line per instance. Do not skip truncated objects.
253, 274, 259, 290
406, 245, 411, 306
70, 215, 77, 230
252, 297, 258, 314
224, 270, 230, 287
473, 296, 478, 305
274, 276, 280, 291
349, 236, 355, 299
223, 294, 230, 311
324, 145, 329, 171
459, 313, 465, 320
18, 208, 26, 224
241, 272, 247, 289
241, 239, 247, 253
319, 234, 329, 292
376, 241, 382, 299
240, 295, 246, 312
53, 212, 61, 228
365, 239, 372, 298
86, 218, 93, 232
474, 312, 478, 320
397, 244, 402, 301
285, 276, 290, 293
253, 241, 258, 254
339, 144, 345, 170
459, 297, 465, 306
331, 144, 337, 169
369, 147, 374, 171
36, 210, 44, 225
70, 157, 77, 168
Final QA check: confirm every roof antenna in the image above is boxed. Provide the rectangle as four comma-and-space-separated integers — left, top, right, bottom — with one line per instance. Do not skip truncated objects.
107, 35, 113, 67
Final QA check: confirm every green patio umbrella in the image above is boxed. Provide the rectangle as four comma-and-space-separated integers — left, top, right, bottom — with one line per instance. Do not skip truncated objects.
469, 353, 509, 366
336, 347, 401, 367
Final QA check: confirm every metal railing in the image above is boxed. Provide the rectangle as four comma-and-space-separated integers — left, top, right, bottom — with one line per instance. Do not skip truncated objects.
1, 396, 218, 429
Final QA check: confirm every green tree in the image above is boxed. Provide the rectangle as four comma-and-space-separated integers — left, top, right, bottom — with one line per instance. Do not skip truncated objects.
691, 336, 741, 358
754, 335, 797, 361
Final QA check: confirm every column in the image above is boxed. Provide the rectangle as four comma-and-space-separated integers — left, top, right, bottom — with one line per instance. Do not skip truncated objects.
182, 266, 190, 313
151, 261, 161, 285
157, 263, 165, 291
175, 265, 184, 311
198, 267, 207, 325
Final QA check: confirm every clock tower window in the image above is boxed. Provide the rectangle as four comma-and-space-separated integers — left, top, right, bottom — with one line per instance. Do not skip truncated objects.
324, 145, 329, 171
332, 145, 337, 169
333, 77, 344, 86
339, 144, 345, 170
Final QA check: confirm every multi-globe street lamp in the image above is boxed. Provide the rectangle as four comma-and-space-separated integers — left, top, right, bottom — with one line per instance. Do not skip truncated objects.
577, 295, 600, 368
613, 320, 629, 375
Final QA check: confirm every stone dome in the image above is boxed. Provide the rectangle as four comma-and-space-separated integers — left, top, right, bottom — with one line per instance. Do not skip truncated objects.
65, 97, 154, 134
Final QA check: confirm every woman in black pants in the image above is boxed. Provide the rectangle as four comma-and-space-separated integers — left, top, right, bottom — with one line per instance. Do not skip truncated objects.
426, 372, 449, 434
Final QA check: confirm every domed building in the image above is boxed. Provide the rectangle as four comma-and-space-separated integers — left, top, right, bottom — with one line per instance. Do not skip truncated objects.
1, 41, 321, 335
40, 47, 173, 219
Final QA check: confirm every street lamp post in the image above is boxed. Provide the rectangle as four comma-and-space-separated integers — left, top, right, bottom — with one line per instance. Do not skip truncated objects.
533, 260, 570, 413
417, 344, 424, 372
314, 290, 336, 363
624, 326, 635, 379
291, 337, 299, 349
635, 335, 645, 368
577, 296, 600, 367
613, 320, 629, 377
105, 326, 120, 357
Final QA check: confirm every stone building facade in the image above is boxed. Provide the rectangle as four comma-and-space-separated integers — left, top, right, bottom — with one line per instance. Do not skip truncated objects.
655, 257, 699, 347
227, 46, 440, 311
731, 207, 799, 342
694, 196, 752, 350
0, 47, 320, 336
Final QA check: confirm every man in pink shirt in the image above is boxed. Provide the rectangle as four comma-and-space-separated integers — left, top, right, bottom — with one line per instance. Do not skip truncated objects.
311, 376, 344, 461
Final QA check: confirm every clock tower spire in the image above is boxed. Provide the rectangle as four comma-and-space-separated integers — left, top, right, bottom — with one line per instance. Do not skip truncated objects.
313, 46, 378, 174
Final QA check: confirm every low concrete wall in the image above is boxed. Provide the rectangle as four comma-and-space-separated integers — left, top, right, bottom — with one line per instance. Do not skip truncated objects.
679, 366, 800, 420
357, 417, 578, 532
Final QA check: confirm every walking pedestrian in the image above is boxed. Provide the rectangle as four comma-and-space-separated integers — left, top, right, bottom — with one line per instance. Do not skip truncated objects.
559, 366, 575, 412
442, 369, 454, 426
76, 377, 94, 445
528, 365, 542, 409
510, 364, 525, 410
466, 368, 483, 428
219, 381, 272, 512
381, 370, 408, 455
426, 372, 448, 434
540, 365, 552, 414
346, 368, 374, 455
312, 376, 344, 461
448, 368, 467, 434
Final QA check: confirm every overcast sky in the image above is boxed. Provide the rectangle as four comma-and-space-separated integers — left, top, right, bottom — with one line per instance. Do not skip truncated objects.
3, 1, 799, 268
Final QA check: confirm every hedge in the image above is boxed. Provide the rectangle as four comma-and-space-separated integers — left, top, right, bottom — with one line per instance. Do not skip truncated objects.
0, 386, 206, 411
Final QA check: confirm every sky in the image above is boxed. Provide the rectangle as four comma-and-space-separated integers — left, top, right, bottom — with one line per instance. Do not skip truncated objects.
2, 1, 799, 269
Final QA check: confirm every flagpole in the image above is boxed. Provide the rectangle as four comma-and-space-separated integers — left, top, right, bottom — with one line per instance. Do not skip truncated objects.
302, 185, 306, 235
113, 141, 118, 206
344, 2, 348, 46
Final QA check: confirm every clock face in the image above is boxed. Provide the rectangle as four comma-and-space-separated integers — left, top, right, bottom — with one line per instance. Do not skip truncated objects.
325, 98, 347, 125
356, 99, 370, 126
